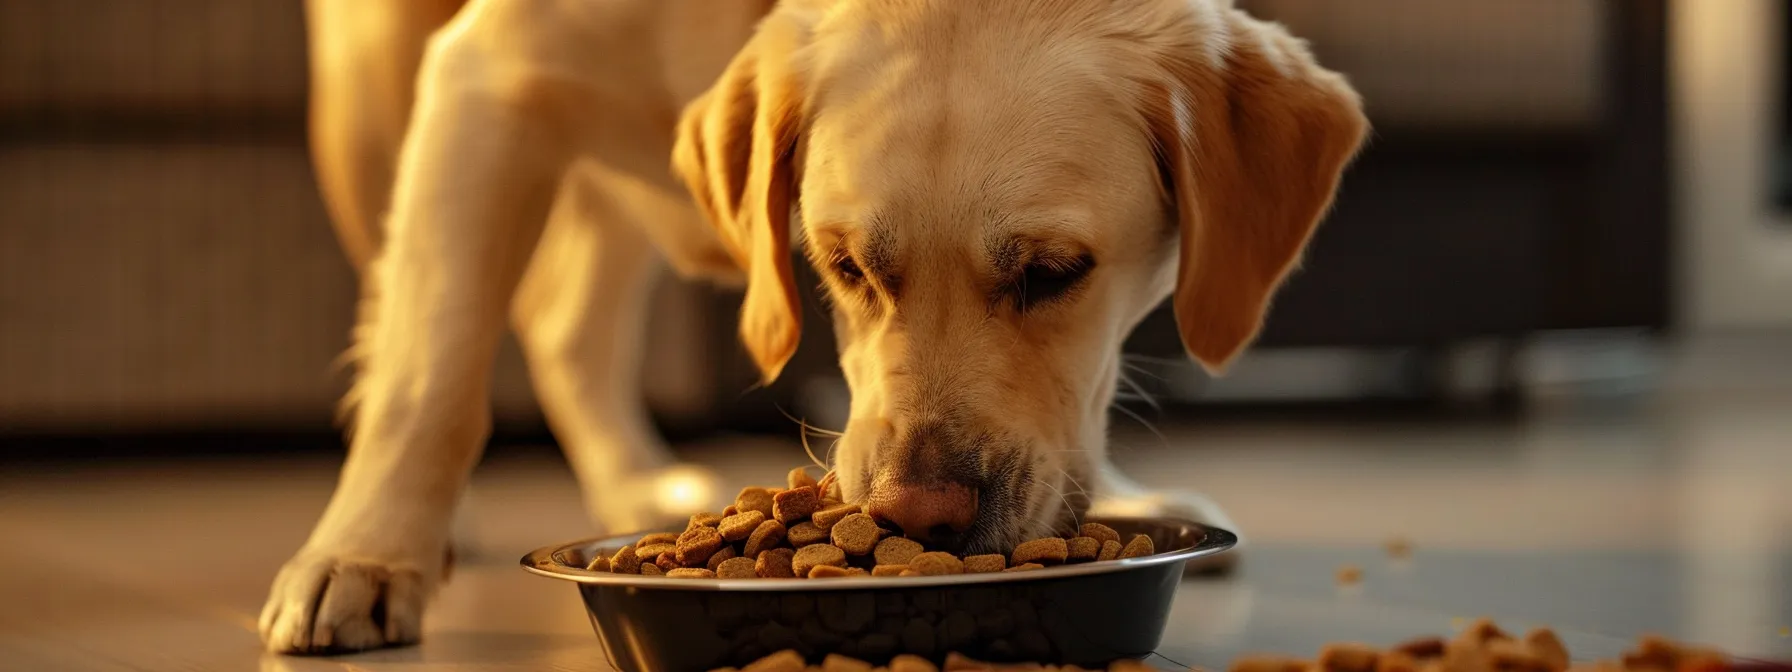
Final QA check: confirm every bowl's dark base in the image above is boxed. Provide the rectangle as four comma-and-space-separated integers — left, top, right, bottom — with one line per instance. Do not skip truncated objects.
577, 563, 1182, 672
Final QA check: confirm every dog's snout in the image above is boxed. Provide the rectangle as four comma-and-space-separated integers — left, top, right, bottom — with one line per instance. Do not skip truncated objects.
866, 483, 978, 541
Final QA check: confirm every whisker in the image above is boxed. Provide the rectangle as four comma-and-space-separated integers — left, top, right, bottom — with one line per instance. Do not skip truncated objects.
1116, 370, 1161, 413
1111, 402, 1170, 450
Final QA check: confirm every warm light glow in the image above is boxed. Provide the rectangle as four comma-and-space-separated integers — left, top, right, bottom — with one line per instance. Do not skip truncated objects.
654, 465, 718, 516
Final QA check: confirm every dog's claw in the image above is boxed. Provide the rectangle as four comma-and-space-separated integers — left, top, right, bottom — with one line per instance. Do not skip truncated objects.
260, 554, 430, 654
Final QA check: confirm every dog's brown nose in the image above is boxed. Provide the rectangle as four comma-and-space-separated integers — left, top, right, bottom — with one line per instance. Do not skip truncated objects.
866, 483, 978, 540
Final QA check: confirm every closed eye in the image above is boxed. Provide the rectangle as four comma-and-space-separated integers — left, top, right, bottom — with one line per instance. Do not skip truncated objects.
1011, 254, 1094, 311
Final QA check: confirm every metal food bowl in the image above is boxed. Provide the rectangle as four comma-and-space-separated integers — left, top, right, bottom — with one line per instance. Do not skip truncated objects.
521, 516, 1236, 672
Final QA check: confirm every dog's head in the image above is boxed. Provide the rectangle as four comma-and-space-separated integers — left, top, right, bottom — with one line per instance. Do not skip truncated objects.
674, 0, 1366, 552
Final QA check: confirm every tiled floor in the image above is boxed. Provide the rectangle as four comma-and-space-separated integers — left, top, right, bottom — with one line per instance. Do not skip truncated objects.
3, 341, 1790, 671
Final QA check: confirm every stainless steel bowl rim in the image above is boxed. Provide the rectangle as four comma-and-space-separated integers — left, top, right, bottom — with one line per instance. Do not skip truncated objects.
520, 516, 1236, 591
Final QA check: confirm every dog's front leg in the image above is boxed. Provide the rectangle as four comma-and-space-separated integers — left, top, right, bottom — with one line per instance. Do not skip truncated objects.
261, 21, 575, 654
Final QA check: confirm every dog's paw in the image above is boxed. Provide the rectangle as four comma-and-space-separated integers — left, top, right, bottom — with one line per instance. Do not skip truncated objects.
259, 552, 432, 654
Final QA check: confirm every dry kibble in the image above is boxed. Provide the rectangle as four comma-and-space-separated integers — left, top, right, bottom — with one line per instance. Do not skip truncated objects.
1228, 656, 1310, 672
690, 512, 724, 529
609, 546, 643, 574
1376, 650, 1419, 672
1003, 562, 1045, 572
1457, 618, 1511, 645
721, 504, 738, 517
813, 503, 863, 530
874, 537, 925, 566
871, 564, 909, 577
1336, 564, 1363, 587
677, 525, 725, 566
1077, 522, 1121, 545
639, 563, 663, 576
963, 554, 1007, 573
792, 543, 848, 576
899, 569, 921, 577
808, 565, 869, 578
635, 532, 679, 549
823, 653, 874, 672
831, 513, 881, 555
1096, 539, 1122, 562
889, 654, 940, 672
1386, 536, 1413, 560
1523, 629, 1570, 672
667, 567, 717, 579
756, 548, 797, 578
1010, 537, 1068, 566
706, 545, 739, 571
1318, 642, 1381, 672
1487, 639, 1554, 672
773, 486, 821, 524
735, 486, 776, 519
717, 556, 759, 579
720, 510, 768, 541
655, 551, 680, 572
1066, 537, 1101, 562
1119, 534, 1155, 559
909, 552, 965, 576
742, 649, 805, 672
1393, 637, 1446, 659
788, 521, 830, 547
788, 467, 820, 490
743, 519, 788, 557
635, 542, 676, 561
584, 556, 610, 572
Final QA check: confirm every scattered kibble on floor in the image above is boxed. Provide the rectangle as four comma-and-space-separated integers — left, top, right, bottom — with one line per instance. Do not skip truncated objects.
1335, 564, 1363, 586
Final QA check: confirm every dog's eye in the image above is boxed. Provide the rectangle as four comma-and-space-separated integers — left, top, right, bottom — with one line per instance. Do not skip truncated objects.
833, 254, 866, 282
1015, 256, 1092, 311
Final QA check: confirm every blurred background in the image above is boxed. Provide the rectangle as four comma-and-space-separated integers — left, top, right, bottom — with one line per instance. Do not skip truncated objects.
1, 0, 1790, 668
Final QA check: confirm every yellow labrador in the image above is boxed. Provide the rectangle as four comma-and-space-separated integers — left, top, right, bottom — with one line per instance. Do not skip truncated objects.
265, 0, 1365, 654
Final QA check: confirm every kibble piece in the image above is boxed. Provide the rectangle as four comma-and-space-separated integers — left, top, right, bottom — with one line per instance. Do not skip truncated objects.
899, 569, 921, 577
889, 654, 940, 672
1228, 656, 1310, 672
813, 503, 863, 530
792, 543, 848, 576
788, 467, 820, 490
1119, 534, 1155, 559
756, 548, 797, 578
667, 567, 717, 579
720, 510, 768, 542
909, 552, 965, 576
1078, 522, 1121, 545
1386, 536, 1413, 560
736, 486, 777, 519
773, 486, 821, 524
609, 546, 642, 574
1096, 539, 1122, 562
1066, 537, 1101, 562
654, 551, 681, 572
690, 512, 724, 529
831, 513, 881, 555
742, 649, 806, 672
743, 519, 789, 557
705, 545, 739, 571
1458, 618, 1512, 646
635, 542, 676, 561
584, 556, 610, 572
787, 521, 829, 547
871, 564, 909, 577
808, 565, 869, 578
874, 537, 925, 566
717, 556, 759, 579
1335, 564, 1363, 587
639, 563, 663, 576
1003, 562, 1045, 572
1393, 637, 1447, 659
675, 526, 725, 566
963, 554, 1007, 573
1011, 537, 1069, 566
823, 653, 874, 672
1487, 639, 1553, 672
721, 504, 738, 517
1523, 629, 1570, 672
1376, 650, 1419, 672
635, 532, 679, 549
1318, 642, 1381, 672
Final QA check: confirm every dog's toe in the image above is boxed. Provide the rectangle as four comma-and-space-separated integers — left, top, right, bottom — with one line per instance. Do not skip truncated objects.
260, 555, 429, 655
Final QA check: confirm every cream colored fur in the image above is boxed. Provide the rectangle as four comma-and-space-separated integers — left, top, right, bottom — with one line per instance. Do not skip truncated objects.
265, 0, 1365, 654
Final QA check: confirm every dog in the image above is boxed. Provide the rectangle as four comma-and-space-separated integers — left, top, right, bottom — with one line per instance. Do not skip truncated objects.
263, 0, 1365, 654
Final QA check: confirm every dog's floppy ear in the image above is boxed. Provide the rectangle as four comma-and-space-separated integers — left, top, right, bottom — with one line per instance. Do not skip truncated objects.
1146, 11, 1368, 373
672, 9, 811, 384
